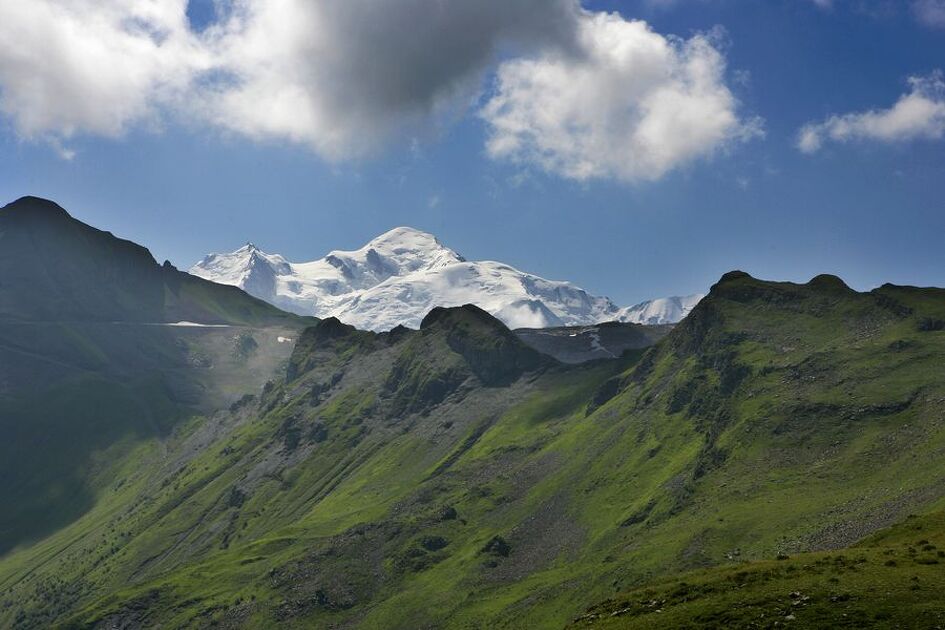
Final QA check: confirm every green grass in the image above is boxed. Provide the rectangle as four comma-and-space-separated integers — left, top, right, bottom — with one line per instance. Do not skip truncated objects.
573, 511, 945, 629
0, 373, 185, 556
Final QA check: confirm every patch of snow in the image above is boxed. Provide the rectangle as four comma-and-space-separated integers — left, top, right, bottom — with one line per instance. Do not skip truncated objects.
615, 294, 705, 326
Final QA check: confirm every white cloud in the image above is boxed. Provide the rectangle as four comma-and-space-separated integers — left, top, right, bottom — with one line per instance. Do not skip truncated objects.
0, 0, 208, 143
0, 1, 757, 183
913, 0, 945, 28
797, 73, 945, 153
200, 0, 581, 159
481, 13, 762, 182
0, 0, 582, 159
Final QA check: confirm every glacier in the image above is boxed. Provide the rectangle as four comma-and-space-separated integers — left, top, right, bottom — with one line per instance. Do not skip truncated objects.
190, 227, 703, 331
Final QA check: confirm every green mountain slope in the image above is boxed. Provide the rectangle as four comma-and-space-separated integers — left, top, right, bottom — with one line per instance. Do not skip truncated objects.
0, 197, 314, 558
573, 510, 945, 629
2, 269, 945, 628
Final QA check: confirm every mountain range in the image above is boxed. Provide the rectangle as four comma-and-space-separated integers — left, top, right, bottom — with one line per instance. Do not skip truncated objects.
190, 228, 704, 331
3, 197, 945, 629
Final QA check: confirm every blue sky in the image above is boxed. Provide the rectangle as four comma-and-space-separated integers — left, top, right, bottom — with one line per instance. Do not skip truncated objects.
1, 0, 943, 306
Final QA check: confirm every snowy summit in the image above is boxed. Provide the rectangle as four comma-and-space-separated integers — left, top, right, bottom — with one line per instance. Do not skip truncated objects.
191, 227, 702, 331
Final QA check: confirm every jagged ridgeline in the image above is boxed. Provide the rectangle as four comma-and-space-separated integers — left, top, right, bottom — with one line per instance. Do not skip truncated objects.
3, 245, 945, 629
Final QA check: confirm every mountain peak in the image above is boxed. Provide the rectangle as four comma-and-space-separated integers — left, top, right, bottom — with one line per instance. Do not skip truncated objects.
617, 293, 704, 326
362, 226, 464, 264
370, 225, 437, 242
717, 270, 753, 285
420, 303, 503, 331
807, 273, 853, 293
191, 229, 696, 331
2, 196, 72, 221
412, 304, 551, 388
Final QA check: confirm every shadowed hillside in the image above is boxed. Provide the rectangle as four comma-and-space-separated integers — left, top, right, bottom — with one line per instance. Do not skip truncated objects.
0, 197, 314, 556
514, 320, 671, 364
0, 196, 305, 326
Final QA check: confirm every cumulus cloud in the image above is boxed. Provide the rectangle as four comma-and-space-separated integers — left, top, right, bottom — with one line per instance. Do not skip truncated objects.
202, 0, 581, 159
481, 13, 762, 182
797, 73, 945, 153
0, 1, 755, 182
0, 0, 208, 141
0, 0, 582, 158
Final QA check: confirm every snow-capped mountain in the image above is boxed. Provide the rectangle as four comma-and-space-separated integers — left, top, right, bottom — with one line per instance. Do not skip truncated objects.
190, 228, 464, 321
190, 227, 699, 331
616, 294, 705, 326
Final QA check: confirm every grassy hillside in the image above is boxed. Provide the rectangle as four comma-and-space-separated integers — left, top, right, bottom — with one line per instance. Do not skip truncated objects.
2, 272, 945, 628
573, 510, 945, 629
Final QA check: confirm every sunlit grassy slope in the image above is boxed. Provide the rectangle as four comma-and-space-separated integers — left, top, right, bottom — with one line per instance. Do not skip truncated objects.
573, 510, 945, 629
2, 272, 945, 628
